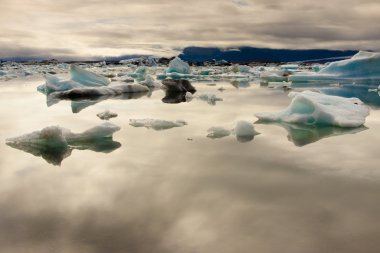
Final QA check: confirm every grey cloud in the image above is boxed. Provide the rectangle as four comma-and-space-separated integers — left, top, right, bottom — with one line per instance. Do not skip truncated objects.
0, 0, 380, 58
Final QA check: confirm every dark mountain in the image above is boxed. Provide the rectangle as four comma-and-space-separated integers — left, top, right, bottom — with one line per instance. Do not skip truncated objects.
179, 47, 358, 63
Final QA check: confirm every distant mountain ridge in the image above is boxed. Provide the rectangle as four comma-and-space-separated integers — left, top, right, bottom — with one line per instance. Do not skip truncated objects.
178, 47, 358, 63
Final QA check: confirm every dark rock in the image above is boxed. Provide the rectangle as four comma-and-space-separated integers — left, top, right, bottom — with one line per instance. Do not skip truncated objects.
162, 79, 196, 93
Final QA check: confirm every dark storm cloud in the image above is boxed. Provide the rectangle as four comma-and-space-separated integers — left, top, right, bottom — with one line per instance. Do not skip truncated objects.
0, 0, 379, 58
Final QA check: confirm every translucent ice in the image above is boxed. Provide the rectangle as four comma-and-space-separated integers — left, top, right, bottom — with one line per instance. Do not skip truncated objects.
290, 51, 380, 82
40, 74, 85, 94
6, 122, 121, 165
255, 91, 370, 127
166, 57, 191, 74
70, 64, 110, 86
129, 119, 187, 131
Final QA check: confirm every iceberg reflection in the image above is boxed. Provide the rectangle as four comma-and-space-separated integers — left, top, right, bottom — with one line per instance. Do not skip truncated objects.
256, 121, 368, 146
6, 123, 121, 166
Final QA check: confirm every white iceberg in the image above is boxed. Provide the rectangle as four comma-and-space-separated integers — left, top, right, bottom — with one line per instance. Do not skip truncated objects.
166, 57, 191, 74
290, 51, 380, 82
139, 75, 160, 88
233, 121, 259, 143
129, 119, 187, 131
255, 91, 370, 127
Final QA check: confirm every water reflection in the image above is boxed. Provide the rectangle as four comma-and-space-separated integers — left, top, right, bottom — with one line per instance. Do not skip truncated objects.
6, 123, 121, 165
45, 91, 148, 113
256, 121, 368, 146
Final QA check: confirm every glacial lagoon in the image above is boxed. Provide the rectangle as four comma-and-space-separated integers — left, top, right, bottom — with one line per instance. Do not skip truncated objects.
1, 71, 380, 252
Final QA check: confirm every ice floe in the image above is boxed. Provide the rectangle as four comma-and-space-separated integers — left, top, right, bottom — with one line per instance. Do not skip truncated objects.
255, 91, 370, 127
207, 121, 259, 143
6, 122, 121, 165
129, 119, 187, 131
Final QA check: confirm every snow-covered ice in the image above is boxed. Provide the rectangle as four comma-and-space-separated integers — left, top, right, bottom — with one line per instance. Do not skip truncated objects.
233, 121, 260, 143
129, 119, 187, 130
255, 91, 370, 127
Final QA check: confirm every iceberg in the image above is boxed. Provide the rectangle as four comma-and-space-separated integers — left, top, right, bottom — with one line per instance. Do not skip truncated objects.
38, 65, 110, 93
255, 91, 370, 127
139, 75, 160, 88
166, 57, 191, 74
129, 119, 187, 131
70, 64, 110, 86
39, 74, 85, 94
97, 110, 118, 120
6, 122, 121, 165
290, 51, 380, 82
197, 93, 223, 106
233, 121, 259, 143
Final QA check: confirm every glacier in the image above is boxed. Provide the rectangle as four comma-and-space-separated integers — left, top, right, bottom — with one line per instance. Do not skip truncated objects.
255, 91, 370, 127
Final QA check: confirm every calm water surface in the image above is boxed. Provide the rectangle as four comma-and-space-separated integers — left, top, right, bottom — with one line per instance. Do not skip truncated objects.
0, 77, 380, 253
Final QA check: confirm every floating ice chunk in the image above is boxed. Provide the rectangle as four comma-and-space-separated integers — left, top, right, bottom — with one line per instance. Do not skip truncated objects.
290, 51, 380, 82
6, 122, 121, 165
129, 119, 187, 131
255, 91, 370, 127
97, 110, 118, 120
239, 65, 251, 73
197, 93, 223, 106
51, 84, 149, 98
281, 64, 299, 70
166, 57, 191, 74
70, 64, 110, 86
260, 71, 288, 83
207, 127, 231, 139
40, 74, 85, 94
185, 92, 193, 102
233, 121, 259, 143
0, 70, 7, 76
139, 75, 160, 88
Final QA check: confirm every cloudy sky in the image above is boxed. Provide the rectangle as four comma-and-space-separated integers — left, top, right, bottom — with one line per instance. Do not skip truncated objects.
1, 0, 380, 59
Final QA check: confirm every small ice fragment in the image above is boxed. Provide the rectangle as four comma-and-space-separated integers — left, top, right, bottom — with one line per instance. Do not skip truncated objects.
97, 110, 118, 120
207, 127, 231, 139
185, 92, 193, 102
233, 121, 259, 143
